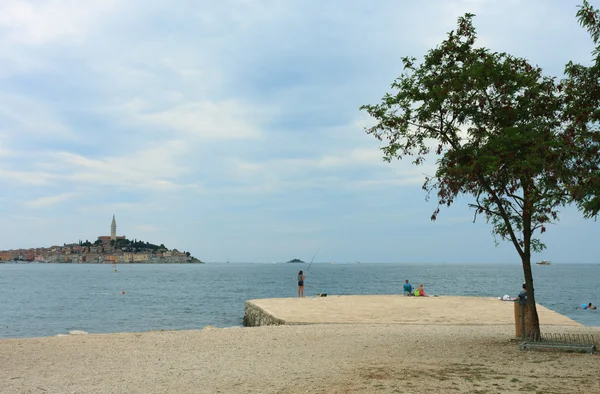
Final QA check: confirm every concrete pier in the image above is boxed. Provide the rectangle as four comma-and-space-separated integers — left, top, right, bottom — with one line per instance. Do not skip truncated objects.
243, 295, 580, 327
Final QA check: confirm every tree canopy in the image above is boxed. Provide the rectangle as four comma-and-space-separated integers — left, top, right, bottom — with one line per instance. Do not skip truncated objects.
361, 5, 599, 334
562, 1, 600, 218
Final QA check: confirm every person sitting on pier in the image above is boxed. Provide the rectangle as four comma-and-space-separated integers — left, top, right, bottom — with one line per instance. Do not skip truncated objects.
517, 283, 527, 303
403, 280, 413, 296
413, 284, 427, 297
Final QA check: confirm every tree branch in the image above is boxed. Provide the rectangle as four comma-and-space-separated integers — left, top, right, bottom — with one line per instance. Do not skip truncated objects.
468, 203, 500, 217
476, 173, 525, 259
406, 121, 459, 150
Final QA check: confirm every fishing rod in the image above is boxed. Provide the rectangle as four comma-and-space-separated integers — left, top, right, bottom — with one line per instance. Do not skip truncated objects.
306, 250, 319, 273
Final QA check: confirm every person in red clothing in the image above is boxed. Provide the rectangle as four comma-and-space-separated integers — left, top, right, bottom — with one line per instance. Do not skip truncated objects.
417, 283, 426, 297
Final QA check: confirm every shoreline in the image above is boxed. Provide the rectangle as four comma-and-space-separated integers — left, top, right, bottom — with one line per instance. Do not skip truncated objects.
3, 294, 598, 340
3, 321, 599, 342
0, 261, 204, 265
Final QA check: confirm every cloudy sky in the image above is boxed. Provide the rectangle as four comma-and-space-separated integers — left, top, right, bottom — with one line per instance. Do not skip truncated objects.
1, 0, 598, 263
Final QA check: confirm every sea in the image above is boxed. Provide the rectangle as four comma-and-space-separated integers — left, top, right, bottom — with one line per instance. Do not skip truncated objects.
0, 262, 598, 339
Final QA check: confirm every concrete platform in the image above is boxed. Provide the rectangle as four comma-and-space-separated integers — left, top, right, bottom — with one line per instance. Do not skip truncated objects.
244, 295, 580, 326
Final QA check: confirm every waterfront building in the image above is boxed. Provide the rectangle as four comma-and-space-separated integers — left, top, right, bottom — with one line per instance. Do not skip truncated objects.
133, 253, 149, 262
105, 255, 118, 263
0, 251, 14, 261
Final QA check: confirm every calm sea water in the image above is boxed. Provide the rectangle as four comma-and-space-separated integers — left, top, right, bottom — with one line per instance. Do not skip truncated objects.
0, 262, 598, 338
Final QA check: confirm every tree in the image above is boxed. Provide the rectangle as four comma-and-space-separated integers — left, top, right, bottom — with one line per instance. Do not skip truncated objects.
360, 12, 598, 335
562, 1, 600, 218
116, 238, 130, 247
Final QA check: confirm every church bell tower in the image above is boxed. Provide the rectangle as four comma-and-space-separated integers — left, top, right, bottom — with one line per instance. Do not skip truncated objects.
111, 215, 117, 241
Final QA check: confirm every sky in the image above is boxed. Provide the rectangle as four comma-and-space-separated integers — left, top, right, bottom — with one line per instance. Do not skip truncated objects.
0, 0, 598, 264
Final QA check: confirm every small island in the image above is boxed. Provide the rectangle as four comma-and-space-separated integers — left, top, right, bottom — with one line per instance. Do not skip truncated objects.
286, 258, 306, 264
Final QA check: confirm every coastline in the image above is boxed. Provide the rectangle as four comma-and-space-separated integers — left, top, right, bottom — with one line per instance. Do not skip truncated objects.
0, 261, 204, 264
1, 294, 594, 340
2, 324, 599, 393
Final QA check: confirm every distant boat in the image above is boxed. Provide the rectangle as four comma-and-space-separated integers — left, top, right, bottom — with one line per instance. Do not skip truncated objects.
330, 261, 335, 264
536, 260, 551, 265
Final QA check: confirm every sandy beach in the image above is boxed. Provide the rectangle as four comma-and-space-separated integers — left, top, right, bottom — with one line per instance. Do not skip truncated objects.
2, 323, 599, 394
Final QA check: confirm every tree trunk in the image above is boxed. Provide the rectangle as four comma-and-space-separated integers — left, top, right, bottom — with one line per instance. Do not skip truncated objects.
520, 183, 541, 336
522, 257, 540, 335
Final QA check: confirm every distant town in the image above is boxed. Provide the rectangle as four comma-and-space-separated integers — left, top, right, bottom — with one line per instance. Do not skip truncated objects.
0, 215, 202, 264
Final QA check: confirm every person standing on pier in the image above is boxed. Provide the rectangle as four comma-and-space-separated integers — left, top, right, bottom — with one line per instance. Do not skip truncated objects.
298, 270, 305, 297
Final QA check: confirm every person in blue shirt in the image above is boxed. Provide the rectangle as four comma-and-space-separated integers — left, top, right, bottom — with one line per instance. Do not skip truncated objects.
403, 279, 413, 296
582, 303, 596, 310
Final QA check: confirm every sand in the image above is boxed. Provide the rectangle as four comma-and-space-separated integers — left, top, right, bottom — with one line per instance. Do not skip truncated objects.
1, 324, 599, 394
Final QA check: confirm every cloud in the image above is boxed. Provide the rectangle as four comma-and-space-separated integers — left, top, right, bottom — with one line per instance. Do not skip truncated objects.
0, 0, 597, 263
0, 139, 201, 192
51, 140, 196, 191
26, 193, 74, 208
134, 100, 265, 140
135, 224, 159, 232
222, 116, 440, 196
0, 169, 54, 185
74, 202, 164, 214
0, 0, 118, 46
0, 94, 73, 139
225, 150, 435, 195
